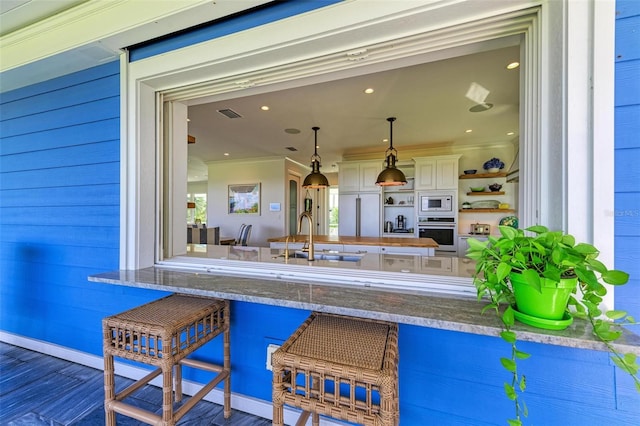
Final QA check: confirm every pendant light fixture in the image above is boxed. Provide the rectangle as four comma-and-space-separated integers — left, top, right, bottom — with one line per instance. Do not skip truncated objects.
302, 126, 330, 188
376, 117, 407, 186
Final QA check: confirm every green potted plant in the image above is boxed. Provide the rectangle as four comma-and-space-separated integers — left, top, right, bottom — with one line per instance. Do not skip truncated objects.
466, 225, 639, 425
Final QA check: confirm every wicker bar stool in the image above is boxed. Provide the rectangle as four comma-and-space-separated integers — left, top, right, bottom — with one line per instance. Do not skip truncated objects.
102, 294, 230, 425
272, 312, 399, 426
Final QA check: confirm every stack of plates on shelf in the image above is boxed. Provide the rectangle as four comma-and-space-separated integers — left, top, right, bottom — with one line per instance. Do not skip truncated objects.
470, 200, 500, 209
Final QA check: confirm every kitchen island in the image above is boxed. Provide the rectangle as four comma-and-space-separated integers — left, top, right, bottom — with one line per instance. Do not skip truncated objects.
267, 235, 438, 256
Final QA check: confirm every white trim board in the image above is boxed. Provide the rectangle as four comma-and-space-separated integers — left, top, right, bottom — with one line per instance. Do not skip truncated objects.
0, 331, 345, 426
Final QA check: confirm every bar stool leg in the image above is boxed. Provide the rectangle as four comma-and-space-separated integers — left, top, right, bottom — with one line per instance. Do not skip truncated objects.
272, 365, 284, 426
174, 363, 183, 403
223, 301, 231, 418
103, 351, 116, 426
162, 363, 174, 425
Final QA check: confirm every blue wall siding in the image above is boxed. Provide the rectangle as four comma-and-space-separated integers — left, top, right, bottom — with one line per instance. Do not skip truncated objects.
0, 4, 639, 425
0, 61, 164, 354
615, 0, 640, 321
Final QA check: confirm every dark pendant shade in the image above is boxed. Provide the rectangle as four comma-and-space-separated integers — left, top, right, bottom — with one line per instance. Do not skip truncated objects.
302, 127, 329, 189
376, 117, 407, 186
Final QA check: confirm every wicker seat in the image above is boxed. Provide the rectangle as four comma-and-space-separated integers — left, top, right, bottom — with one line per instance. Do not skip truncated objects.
102, 294, 230, 425
272, 312, 399, 426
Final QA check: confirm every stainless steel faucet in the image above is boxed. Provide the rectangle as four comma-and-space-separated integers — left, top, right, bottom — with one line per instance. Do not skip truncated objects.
283, 235, 290, 261
298, 211, 314, 261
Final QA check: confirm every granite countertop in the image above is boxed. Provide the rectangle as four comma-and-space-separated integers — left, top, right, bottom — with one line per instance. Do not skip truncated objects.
89, 266, 640, 355
267, 235, 438, 248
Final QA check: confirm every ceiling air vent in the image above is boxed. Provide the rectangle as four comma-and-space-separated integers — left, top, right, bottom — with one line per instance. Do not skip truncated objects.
285, 147, 298, 151
217, 108, 242, 119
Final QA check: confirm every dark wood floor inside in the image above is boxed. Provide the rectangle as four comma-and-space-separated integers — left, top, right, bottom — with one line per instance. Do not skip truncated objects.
0, 342, 271, 425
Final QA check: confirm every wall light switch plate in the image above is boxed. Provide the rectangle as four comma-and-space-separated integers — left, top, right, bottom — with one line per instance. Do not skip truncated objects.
266, 343, 280, 371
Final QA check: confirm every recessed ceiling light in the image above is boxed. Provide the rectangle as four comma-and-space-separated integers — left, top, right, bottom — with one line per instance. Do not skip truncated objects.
364, 88, 374, 94
285, 128, 301, 134
382, 138, 389, 143
261, 105, 270, 111
506, 61, 520, 70
223, 153, 229, 156
507, 131, 515, 136
465, 129, 473, 133
469, 103, 493, 112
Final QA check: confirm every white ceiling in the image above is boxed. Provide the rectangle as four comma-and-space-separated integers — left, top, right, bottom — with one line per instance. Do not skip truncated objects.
186, 45, 520, 181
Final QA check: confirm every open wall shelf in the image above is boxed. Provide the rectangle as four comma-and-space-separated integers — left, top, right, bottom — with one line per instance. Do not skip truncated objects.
459, 172, 507, 179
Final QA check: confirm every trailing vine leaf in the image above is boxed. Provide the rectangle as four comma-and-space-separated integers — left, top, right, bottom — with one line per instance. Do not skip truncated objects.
501, 330, 517, 343
481, 303, 497, 314
605, 310, 627, 320
602, 269, 630, 285
501, 357, 516, 372
503, 306, 515, 327
504, 383, 516, 400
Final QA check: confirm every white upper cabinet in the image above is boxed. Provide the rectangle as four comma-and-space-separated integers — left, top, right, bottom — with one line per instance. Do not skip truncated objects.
414, 155, 461, 190
338, 160, 382, 192
415, 160, 436, 189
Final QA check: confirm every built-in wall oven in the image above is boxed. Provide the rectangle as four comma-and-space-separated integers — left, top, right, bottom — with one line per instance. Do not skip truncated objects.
418, 216, 457, 253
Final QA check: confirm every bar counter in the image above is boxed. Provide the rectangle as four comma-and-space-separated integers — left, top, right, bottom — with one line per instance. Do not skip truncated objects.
89, 264, 640, 356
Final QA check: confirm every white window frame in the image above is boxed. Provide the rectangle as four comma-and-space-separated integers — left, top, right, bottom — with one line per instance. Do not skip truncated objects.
120, 0, 615, 305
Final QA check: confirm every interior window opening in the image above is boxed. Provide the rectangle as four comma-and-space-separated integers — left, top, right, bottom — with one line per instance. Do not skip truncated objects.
329, 187, 339, 237
187, 193, 207, 225
175, 43, 522, 257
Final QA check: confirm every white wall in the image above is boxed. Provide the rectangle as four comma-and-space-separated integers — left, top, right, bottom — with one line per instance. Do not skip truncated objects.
207, 158, 287, 246
188, 181, 208, 194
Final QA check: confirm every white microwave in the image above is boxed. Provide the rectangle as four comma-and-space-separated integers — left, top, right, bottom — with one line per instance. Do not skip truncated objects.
418, 193, 454, 214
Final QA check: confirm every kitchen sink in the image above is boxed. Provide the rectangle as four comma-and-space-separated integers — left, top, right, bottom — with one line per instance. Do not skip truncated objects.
292, 251, 364, 262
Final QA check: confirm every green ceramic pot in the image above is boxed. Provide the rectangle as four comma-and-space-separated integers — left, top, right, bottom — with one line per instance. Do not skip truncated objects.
510, 272, 578, 320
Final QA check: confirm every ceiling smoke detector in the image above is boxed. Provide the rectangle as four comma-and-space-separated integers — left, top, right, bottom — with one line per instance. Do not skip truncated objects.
217, 108, 242, 119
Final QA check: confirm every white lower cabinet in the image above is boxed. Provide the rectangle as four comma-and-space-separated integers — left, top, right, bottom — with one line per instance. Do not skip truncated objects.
270, 242, 304, 250
379, 246, 433, 256
421, 257, 455, 274
457, 235, 488, 257
270, 242, 343, 252
316, 243, 344, 252
270, 242, 433, 256
342, 245, 380, 254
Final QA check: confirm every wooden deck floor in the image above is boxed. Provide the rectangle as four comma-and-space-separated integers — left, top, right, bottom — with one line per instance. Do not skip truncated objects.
0, 342, 271, 425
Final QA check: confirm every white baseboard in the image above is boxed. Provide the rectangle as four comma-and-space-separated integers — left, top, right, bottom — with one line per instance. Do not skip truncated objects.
0, 331, 345, 426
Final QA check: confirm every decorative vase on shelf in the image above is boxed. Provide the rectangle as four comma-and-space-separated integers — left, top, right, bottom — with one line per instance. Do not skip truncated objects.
483, 157, 505, 174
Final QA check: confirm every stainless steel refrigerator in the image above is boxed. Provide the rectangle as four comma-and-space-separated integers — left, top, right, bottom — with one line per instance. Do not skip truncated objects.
338, 193, 381, 237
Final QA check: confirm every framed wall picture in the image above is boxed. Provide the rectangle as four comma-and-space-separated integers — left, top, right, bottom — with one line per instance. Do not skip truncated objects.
228, 183, 260, 214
